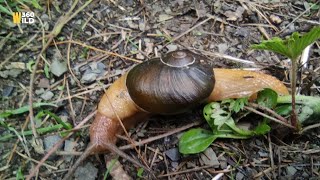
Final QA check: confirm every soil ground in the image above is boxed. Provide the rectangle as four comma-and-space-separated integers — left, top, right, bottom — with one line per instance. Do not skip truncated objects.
0, 0, 319, 179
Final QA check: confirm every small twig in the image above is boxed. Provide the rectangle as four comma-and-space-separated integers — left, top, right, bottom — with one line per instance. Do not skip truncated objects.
66, 80, 76, 125
248, 103, 289, 124
268, 133, 276, 179
158, 165, 231, 177
15, 151, 58, 170
119, 120, 202, 150
300, 123, 320, 133
244, 106, 295, 129
212, 165, 231, 180
198, 50, 256, 66
54, 40, 142, 63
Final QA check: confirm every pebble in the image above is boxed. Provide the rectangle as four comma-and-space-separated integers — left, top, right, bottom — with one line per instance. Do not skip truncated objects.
40, 91, 54, 100
200, 148, 220, 167
166, 44, 178, 52
44, 135, 63, 152
218, 43, 229, 54
236, 172, 244, 180
38, 78, 50, 88
286, 166, 297, 176
50, 60, 67, 77
164, 148, 180, 161
74, 162, 98, 180
2, 86, 14, 97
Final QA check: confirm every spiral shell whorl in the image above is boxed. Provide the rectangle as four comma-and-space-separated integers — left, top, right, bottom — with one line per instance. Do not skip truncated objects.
126, 50, 214, 114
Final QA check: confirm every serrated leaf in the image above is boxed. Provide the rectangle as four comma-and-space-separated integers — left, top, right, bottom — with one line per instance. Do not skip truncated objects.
203, 102, 231, 130
179, 128, 217, 154
232, 97, 248, 113
257, 88, 278, 108
251, 27, 320, 59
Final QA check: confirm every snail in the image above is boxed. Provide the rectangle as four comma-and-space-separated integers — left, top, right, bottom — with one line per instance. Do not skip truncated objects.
63, 50, 289, 179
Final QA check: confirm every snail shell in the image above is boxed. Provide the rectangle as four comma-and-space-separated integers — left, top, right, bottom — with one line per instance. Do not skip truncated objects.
126, 50, 215, 114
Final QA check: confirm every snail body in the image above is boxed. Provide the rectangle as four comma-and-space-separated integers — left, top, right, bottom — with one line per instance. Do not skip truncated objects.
64, 50, 289, 179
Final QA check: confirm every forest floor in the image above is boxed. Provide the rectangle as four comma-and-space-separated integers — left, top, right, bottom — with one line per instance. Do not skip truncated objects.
0, 0, 320, 179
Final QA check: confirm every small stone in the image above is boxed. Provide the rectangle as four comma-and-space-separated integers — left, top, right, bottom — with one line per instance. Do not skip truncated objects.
286, 166, 297, 176
40, 14, 49, 22
41, 91, 54, 100
74, 162, 98, 180
5, 62, 25, 69
164, 148, 180, 161
258, 151, 268, 157
2, 86, 14, 97
236, 172, 244, 180
158, 14, 173, 22
50, 60, 67, 77
38, 78, 50, 88
166, 44, 178, 52
218, 43, 229, 54
35, 88, 45, 95
218, 155, 228, 169
44, 135, 63, 152
0, 69, 23, 78
200, 148, 220, 167
81, 72, 98, 84
64, 140, 77, 162
270, 14, 282, 24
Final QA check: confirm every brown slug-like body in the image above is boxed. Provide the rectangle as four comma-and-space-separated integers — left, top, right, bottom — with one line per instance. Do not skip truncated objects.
64, 50, 289, 179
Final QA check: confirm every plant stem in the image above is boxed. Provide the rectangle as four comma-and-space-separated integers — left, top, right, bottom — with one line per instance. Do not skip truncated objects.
290, 58, 298, 129
0, 124, 63, 141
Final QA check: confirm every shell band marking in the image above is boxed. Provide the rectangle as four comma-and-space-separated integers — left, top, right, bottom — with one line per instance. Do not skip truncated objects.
160, 55, 195, 68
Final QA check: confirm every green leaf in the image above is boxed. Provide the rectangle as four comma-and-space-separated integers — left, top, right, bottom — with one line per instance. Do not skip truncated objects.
251, 27, 320, 59
253, 121, 271, 135
0, 4, 11, 15
44, 63, 50, 78
203, 102, 231, 130
16, 166, 24, 180
137, 168, 144, 178
230, 97, 248, 113
0, 103, 57, 118
257, 88, 278, 108
276, 95, 320, 125
27, 60, 35, 72
179, 128, 217, 154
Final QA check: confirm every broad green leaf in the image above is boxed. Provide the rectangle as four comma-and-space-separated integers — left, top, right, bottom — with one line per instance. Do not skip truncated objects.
179, 128, 217, 154
251, 27, 320, 59
257, 88, 278, 108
